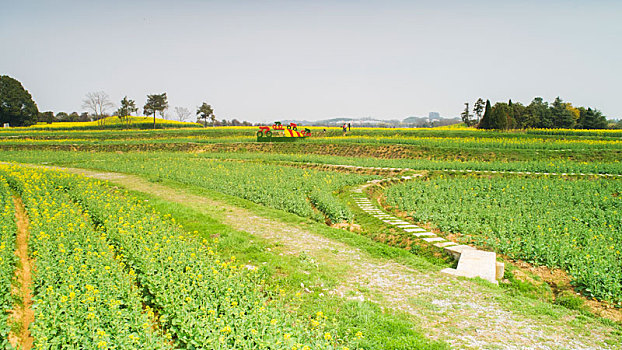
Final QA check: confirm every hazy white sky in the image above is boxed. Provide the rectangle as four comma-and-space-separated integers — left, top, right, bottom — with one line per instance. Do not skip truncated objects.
1, 0, 621, 122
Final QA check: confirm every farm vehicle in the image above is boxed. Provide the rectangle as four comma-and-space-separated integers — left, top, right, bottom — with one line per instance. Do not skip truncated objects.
256, 122, 311, 142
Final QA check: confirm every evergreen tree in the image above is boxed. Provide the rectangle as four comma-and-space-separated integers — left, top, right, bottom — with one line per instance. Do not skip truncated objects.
506, 99, 516, 129
116, 96, 138, 126
527, 97, 553, 128
196, 102, 215, 126
551, 97, 575, 128
511, 102, 527, 129
490, 103, 509, 130
477, 100, 493, 129
144, 93, 168, 128
116, 96, 138, 117
578, 107, 608, 129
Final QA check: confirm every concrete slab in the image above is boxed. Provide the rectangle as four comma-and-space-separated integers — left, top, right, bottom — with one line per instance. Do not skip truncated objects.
434, 241, 458, 248
423, 237, 445, 242
383, 220, 411, 225
454, 250, 497, 284
397, 225, 419, 229
496, 262, 505, 280
444, 244, 476, 260
412, 232, 436, 237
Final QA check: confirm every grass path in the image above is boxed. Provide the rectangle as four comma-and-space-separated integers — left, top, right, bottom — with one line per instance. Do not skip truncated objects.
38, 166, 619, 350
8, 197, 34, 350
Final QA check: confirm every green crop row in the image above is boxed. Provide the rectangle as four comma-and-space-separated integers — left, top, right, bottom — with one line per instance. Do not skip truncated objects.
187, 152, 622, 176
306, 135, 622, 151
55, 170, 358, 349
0, 165, 172, 348
385, 173, 622, 304
2, 125, 620, 141
0, 175, 16, 346
2, 149, 621, 177
0, 152, 372, 223
0, 165, 361, 348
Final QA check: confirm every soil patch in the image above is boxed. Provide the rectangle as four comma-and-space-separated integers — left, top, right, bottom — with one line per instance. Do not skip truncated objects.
8, 197, 34, 350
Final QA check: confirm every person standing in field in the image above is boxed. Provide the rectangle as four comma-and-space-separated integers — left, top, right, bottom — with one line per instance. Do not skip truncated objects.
342, 123, 347, 135
348, 122, 351, 131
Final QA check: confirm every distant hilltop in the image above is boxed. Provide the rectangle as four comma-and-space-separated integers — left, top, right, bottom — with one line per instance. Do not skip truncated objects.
278, 115, 461, 128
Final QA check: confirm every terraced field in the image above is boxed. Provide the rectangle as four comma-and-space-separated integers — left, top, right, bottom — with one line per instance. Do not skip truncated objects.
0, 126, 621, 349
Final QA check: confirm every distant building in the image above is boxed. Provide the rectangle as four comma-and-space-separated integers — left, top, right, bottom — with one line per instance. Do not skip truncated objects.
428, 112, 440, 119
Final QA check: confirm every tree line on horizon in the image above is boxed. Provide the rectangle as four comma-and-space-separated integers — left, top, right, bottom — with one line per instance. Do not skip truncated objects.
0, 75, 231, 128
461, 97, 613, 130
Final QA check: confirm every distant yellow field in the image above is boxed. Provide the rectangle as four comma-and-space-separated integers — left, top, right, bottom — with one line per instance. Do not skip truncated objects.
20, 116, 202, 130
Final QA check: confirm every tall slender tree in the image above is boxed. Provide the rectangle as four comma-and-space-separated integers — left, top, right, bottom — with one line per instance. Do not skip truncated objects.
477, 100, 492, 129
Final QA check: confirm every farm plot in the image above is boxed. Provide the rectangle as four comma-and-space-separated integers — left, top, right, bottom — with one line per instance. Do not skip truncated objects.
315, 134, 622, 152
0, 165, 360, 349
385, 173, 622, 304
2, 152, 376, 223
2, 165, 173, 349
3, 146, 622, 179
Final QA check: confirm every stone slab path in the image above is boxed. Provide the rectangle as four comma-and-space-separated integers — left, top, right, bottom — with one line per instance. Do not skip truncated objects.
351, 180, 503, 284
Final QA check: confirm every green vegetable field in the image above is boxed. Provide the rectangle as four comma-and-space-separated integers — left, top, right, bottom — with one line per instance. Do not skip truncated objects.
385, 174, 622, 303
